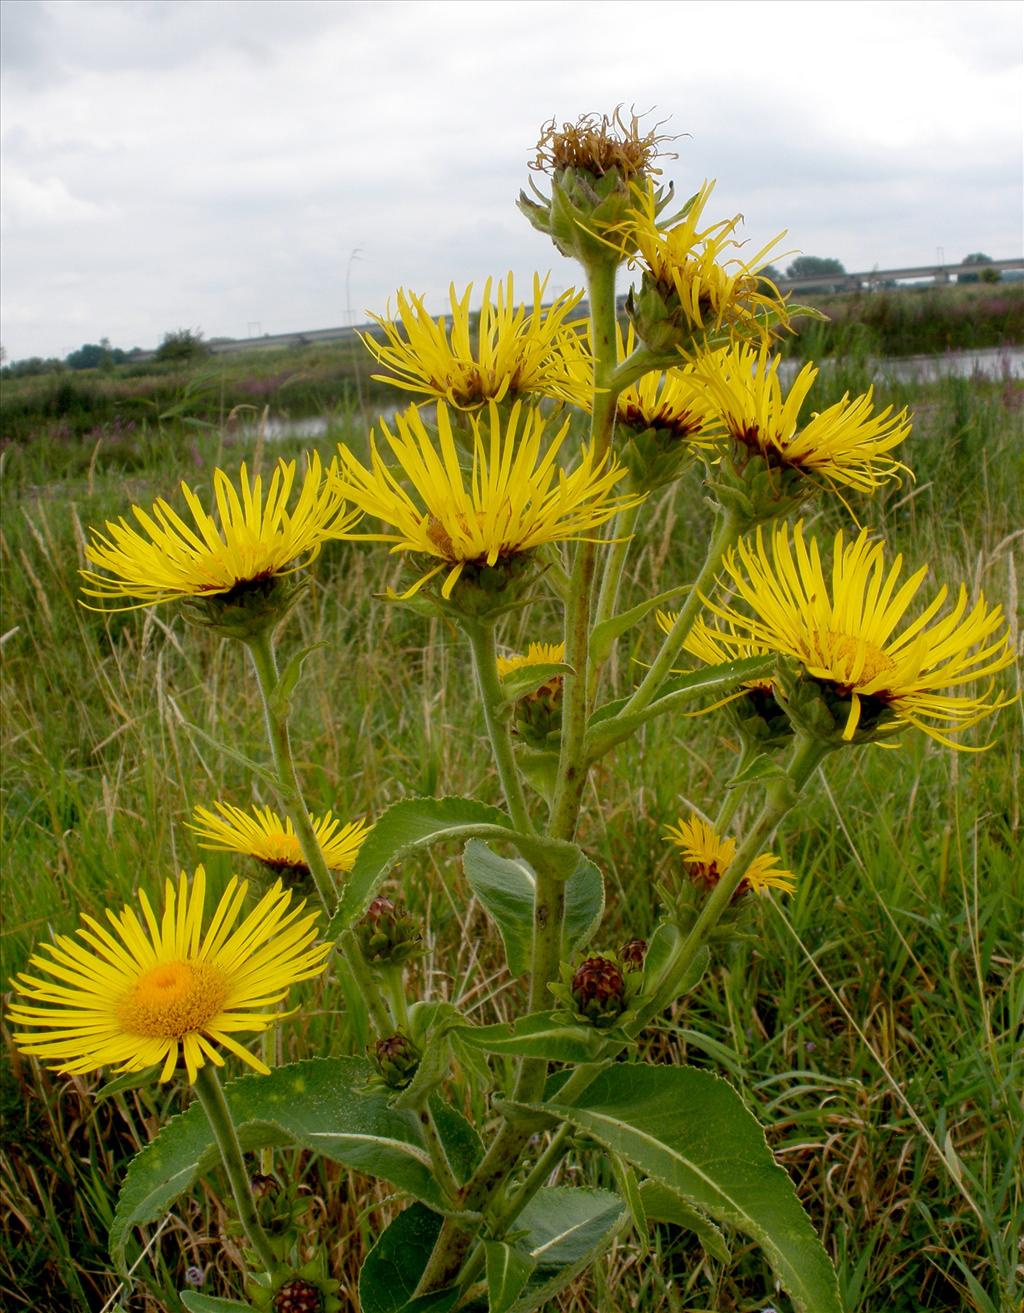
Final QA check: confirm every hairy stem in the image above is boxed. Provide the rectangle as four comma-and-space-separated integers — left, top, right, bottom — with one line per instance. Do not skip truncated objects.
618, 507, 741, 718
463, 618, 534, 835
416, 254, 623, 1296
245, 629, 394, 1037
194, 1064, 277, 1275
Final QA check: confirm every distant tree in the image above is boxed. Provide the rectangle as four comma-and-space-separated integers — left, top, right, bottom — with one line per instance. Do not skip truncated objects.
66, 342, 109, 370
154, 328, 210, 363
759, 264, 783, 284
2, 355, 64, 377
65, 338, 131, 370
785, 256, 847, 281
957, 253, 999, 285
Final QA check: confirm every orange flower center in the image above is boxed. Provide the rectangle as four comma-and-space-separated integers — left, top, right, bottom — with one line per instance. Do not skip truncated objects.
117, 960, 228, 1038
821, 631, 897, 689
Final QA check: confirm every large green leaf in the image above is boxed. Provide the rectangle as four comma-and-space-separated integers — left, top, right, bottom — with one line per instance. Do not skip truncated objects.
329, 796, 514, 933
462, 840, 603, 977
456, 1011, 613, 1064
526, 1064, 842, 1313
483, 1241, 535, 1313
110, 1058, 480, 1274
358, 1203, 458, 1313
638, 1179, 730, 1263
506, 1186, 629, 1313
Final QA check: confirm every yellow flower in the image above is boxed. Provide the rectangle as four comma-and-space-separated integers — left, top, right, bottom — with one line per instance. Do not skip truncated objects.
701, 521, 1015, 748
361, 273, 592, 409
189, 802, 370, 875
496, 641, 566, 679
614, 324, 717, 447
664, 814, 795, 895
695, 344, 912, 493
7, 868, 330, 1084
626, 180, 790, 347
81, 454, 358, 610
332, 401, 644, 599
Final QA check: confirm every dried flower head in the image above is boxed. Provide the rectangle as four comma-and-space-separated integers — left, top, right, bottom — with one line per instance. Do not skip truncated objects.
530, 107, 676, 179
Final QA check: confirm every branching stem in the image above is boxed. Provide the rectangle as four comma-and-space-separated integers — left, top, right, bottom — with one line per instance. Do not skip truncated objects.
245, 629, 394, 1037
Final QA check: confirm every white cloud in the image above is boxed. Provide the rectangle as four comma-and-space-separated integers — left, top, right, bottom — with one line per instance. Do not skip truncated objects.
1, 0, 1020, 359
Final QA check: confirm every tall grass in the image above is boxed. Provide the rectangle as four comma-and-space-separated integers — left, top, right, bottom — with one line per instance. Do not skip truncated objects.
785, 282, 1024, 360
1, 376, 1021, 1312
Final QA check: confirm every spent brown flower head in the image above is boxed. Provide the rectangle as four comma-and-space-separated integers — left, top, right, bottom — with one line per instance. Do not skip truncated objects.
530, 107, 676, 179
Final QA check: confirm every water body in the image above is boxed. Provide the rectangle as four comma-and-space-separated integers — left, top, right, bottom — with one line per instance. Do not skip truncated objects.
797, 346, 1023, 384
248, 347, 1023, 444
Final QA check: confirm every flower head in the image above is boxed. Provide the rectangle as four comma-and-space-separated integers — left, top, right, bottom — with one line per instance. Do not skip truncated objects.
189, 802, 370, 876
665, 815, 795, 895
520, 109, 678, 264
496, 641, 566, 679
362, 274, 592, 410
615, 325, 716, 438
612, 323, 719, 488
81, 455, 357, 613
701, 522, 1015, 748
696, 344, 912, 494
8, 867, 330, 1083
332, 401, 644, 600
530, 107, 674, 181
625, 181, 790, 352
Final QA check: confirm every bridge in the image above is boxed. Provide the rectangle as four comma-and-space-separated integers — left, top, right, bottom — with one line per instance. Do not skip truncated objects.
779, 257, 1023, 292
190, 256, 1022, 358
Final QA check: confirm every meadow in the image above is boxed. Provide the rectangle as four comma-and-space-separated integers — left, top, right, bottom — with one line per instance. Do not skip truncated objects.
1, 359, 1022, 1313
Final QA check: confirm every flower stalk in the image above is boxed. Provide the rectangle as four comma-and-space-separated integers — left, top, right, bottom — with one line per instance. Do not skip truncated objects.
245, 629, 394, 1036
193, 1063, 278, 1275
463, 618, 535, 834
619, 505, 742, 717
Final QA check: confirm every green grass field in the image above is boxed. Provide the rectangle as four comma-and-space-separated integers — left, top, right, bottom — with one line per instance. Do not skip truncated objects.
1, 369, 1021, 1312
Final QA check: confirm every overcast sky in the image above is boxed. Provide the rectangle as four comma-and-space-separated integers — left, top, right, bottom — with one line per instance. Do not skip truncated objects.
1, 0, 1021, 361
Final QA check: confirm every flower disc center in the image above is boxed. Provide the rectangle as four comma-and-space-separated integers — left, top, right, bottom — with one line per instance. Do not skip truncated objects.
820, 630, 897, 689
117, 960, 229, 1038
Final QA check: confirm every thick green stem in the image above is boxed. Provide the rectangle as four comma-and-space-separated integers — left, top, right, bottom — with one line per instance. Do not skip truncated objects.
245, 630, 394, 1037
489, 733, 831, 1229
619, 508, 741, 718
382, 966, 410, 1030
416, 256, 623, 1297
194, 1064, 277, 1275
456, 1123, 574, 1295
713, 740, 761, 835
548, 256, 620, 845
463, 619, 534, 835
415, 1101, 462, 1205
589, 492, 642, 701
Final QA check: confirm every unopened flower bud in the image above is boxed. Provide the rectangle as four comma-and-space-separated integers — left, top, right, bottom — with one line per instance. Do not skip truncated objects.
274, 1278, 323, 1313
356, 895, 422, 966
519, 110, 675, 268
619, 939, 648, 971
250, 1172, 282, 1201
512, 673, 564, 748
373, 1032, 421, 1089
571, 955, 628, 1027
